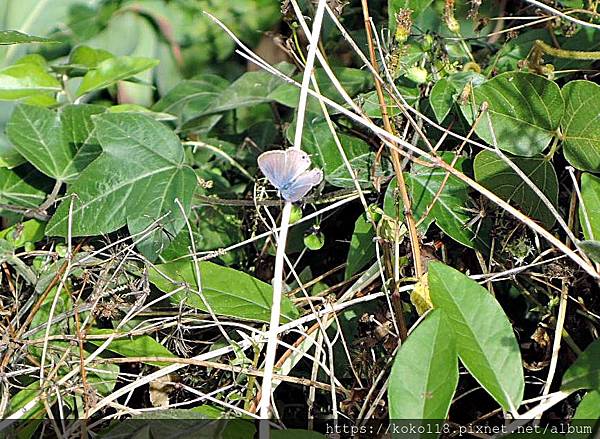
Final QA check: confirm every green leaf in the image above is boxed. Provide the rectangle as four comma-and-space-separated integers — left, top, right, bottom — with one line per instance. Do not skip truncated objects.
428, 262, 524, 410
385, 154, 480, 248
572, 390, 600, 434
152, 75, 230, 120
409, 155, 480, 248
88, 330, 175, 367
388, 309, 458, 421
579, 173, 600, 240
207, 63, 295, 114
269, 67, 372, 113
360, 87, 419, 118
287, 117, 372, 188
68, 45, 113, 68
46, 113, 196, 260
389, 0, 433, 32
0, 30, 57, 45
562, 339, 600, 391
460, 72, 563, 156
76, 56, 159, 97
7, 104, 105, 181
429, 72, 485, 122
160, 206, 243, 266
28, 287, 73, 359
0, 165, 50, 209
473, 150, 558, 228
149, 260, 299, 323
561, 80, 600, 172
578, 241, 600, 264
0, 60, 60, 100
0, 219, 45, 248
345, 213, 376, 279
7, 382, 45, 419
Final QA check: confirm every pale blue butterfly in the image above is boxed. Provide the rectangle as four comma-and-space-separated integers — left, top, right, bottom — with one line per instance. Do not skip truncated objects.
258, 149, 323, 202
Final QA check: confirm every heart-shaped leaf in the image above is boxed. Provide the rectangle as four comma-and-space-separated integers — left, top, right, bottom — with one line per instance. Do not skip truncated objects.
561, 80, 600, 172
429, 262, 524, 411
46, 113, 196, 260
7, 104, 105, 181
388, 309, 458, 420
149, 260, 299, 323
460, 72, 563, 156
473, 150, 558, 228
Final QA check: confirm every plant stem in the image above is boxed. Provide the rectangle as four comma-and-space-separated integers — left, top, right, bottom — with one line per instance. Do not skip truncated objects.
360, 0, 423, 283
258, 0, 328, 431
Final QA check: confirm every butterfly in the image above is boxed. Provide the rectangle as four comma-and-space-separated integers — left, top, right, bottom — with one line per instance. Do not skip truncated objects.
257, 149, 323, 202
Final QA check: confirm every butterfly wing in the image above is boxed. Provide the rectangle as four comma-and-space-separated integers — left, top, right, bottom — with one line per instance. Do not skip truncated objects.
258, 149, 312, 190
280, 168, 323, 202
282, 149, 311, 182
258, 150, 289, 189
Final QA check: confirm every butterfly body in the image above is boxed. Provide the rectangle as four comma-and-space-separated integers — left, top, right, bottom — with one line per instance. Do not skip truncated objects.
258, 149, 323, 202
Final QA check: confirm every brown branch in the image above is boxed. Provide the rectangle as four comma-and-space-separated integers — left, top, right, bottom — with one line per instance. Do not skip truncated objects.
360, 0, 423, 285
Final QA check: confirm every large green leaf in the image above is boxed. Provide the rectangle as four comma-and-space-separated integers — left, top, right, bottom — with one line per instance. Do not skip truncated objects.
76, 56, 159, 97
287, 117, 372, 188
46, 113, 196, 260
473, 150, 558, 228
460, 72, 563, 156
0, 165, 50, 209
408, 155, 479, 248
428, 262, 524, 410
561, 80, 600, 172
152, 75, 229, 123
7, 104, 105, 181
562, 339, 600, 391
384, 154, 480, 248
579, 173, 600, 240
207, 63, 295, 115
149, 260, 299, 323
345, 213, 376, 279
388, 309, 458, 421
0, 58, 60, 100
0, 30, 57, 45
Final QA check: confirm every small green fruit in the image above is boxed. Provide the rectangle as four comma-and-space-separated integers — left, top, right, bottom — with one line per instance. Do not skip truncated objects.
304, 232, 325, 251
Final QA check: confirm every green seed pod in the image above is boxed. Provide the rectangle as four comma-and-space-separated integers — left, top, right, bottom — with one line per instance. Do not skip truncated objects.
304, 231, 325, 251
